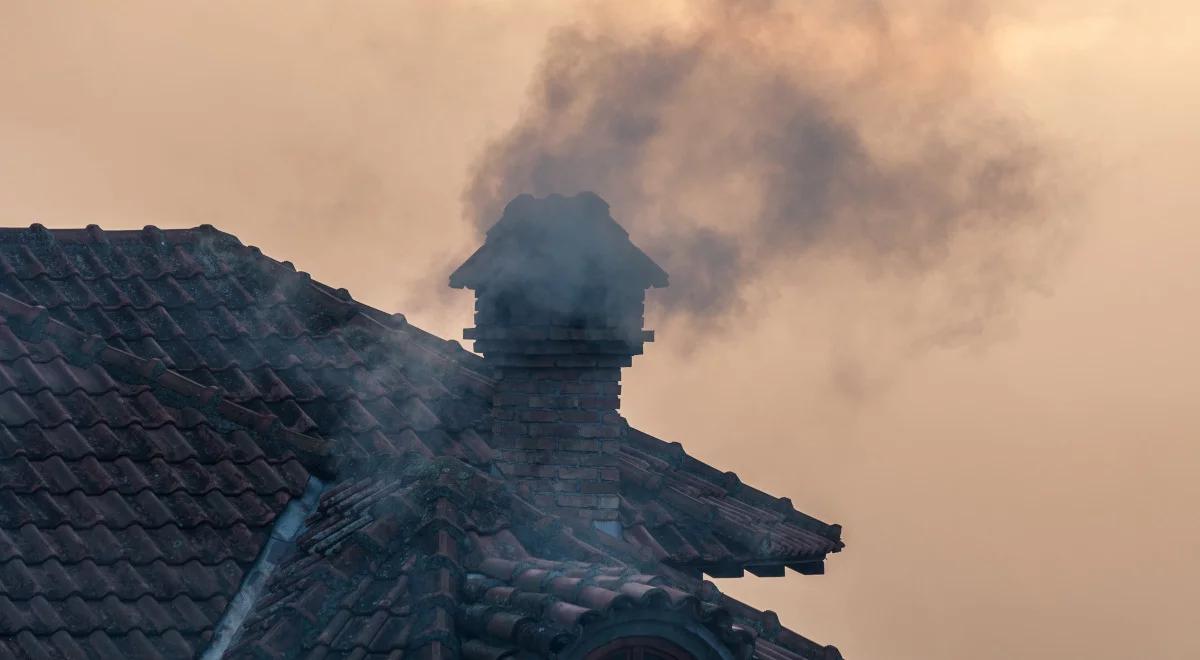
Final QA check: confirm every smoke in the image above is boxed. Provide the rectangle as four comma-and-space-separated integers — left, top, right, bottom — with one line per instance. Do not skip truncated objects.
0, 2, 573, 340
466, 0, 1062, 345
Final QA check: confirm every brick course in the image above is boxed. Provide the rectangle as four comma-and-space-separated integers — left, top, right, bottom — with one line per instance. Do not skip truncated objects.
490, 364, 628, 521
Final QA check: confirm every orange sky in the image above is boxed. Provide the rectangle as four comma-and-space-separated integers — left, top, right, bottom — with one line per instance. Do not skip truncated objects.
2, 2, 1198, 658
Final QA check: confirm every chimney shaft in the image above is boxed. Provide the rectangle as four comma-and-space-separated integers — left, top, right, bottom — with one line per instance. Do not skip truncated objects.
451, 193, 667, 525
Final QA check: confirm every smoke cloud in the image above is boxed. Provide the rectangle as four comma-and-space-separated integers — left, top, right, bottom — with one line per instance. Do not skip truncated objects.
466, 0, 1061, 344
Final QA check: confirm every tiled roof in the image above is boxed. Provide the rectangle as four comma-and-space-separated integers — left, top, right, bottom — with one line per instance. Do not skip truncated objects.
225, 456, 838, 660
0, 293, 313, 658
616, 430, 843, 578
0, 225, 844, 659
0, 224, 495, 470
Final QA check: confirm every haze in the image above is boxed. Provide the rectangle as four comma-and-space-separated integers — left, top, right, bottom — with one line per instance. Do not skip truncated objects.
2, 2, 1198, 658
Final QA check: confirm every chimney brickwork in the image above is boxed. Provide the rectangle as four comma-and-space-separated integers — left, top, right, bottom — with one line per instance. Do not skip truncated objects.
450, 192, 667, 524
488, 365, 625, 521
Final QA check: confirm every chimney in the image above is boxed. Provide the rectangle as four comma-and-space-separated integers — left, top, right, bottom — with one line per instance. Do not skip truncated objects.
450, 192, 668, 529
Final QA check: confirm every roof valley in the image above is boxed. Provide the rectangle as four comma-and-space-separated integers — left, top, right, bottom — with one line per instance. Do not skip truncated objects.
200, 475, 327, 660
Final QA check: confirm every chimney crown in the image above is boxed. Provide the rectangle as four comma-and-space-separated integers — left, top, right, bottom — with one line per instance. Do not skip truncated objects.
451, 191, 666, 291
452, 192, 667, 366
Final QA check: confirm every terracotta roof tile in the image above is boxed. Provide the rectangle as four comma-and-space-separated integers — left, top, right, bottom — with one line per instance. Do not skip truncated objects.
0, 290, 323, 656
614, 429, 843, 577
0, 225, 842, 659
221, 458, 837, 660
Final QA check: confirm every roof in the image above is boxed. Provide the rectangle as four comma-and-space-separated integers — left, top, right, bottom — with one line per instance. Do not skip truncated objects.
224, 457, 838, 660
0, 224, 843, 660
617, 430, 842, 578
0, 224, 495, 468
0, 290, 314, 658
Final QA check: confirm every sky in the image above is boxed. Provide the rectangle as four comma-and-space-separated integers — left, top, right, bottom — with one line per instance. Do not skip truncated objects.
2, 2, 1198, 659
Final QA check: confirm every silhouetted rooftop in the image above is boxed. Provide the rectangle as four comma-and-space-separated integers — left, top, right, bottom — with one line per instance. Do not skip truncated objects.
0, 223, 842, 660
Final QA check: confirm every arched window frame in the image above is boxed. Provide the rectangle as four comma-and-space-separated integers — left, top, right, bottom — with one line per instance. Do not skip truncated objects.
557, 610, 736, 660
583, 635, 692, 660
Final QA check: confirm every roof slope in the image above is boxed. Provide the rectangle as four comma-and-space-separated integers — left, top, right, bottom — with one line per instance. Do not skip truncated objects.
0, 293, 314, 658
616, 430, 842, 578
0, 224, 494, 470
0, 224, 841, 577
225, 456, 840, 660
0, 224, 844, 660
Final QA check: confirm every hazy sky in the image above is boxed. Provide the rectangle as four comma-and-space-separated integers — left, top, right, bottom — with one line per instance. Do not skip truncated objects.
2, 2, 1198, 659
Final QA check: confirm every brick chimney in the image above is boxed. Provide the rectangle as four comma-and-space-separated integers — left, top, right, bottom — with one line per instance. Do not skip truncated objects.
450, 192, 667, 529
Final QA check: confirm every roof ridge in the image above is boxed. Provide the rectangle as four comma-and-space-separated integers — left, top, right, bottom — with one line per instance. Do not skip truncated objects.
0, 222, 239, 246
272, 259, 494, 389
0, 291, 331, 474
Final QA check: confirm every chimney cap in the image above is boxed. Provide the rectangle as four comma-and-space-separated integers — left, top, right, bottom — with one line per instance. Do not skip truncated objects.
449, 192, 668, 292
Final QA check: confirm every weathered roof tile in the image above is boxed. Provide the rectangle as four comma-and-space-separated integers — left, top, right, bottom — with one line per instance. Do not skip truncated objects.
0, 225, 840, 660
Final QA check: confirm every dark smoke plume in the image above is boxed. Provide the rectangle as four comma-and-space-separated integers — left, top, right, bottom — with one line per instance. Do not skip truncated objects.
466, 0, 1059, 344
